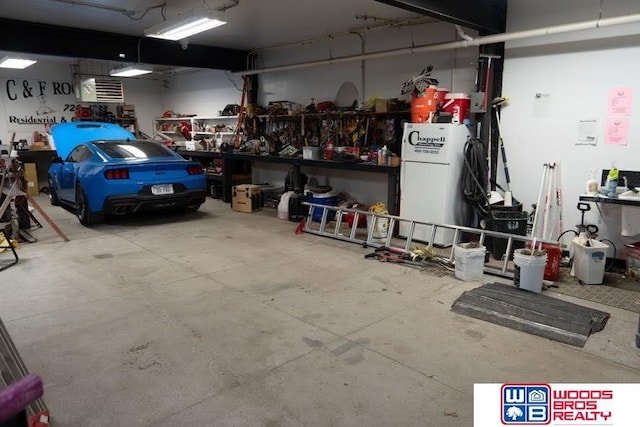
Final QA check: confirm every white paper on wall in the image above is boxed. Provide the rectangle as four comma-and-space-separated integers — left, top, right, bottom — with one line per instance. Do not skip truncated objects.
576, 119, 598, 145
532, 92, 551, 118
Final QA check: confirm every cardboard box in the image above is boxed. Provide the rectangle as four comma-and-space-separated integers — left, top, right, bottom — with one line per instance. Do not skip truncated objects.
375, 99, 390, 113
24, 163, 39, 196
375, 98, 405, 113
232, 184, 262, 213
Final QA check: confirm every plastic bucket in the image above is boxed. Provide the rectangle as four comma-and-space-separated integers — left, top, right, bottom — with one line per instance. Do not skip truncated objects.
513, 249, 548, 293
411, 90, 437, 123
442, 93, 471, 123
454, 245, 486, 281
278, 191, 293, 220
366, 215, 389, 242
572, 238, 608, 285
424, 85, 438, 109
308, 192, 338, 222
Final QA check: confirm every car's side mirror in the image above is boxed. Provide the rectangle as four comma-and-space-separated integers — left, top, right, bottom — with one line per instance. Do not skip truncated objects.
51, 156, 63, 164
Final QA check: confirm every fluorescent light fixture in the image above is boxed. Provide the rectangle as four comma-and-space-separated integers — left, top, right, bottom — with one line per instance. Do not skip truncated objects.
144, 8, 226, 41
0, 56, 37, 69
110, 64, 153, 77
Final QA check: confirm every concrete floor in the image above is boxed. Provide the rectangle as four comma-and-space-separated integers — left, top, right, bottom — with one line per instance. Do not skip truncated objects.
1, 196, 639, 426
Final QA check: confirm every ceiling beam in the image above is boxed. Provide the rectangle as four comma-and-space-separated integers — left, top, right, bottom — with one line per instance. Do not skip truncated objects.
0, 18, 249, 71
375, 0, 507, 34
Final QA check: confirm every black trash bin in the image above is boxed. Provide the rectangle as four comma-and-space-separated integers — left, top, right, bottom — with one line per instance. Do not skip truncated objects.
485, 203, 528, 260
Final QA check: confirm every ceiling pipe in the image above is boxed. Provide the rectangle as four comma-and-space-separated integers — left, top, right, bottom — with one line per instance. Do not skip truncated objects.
217, 0, 240, 13
248, 15, 434, 56
232, 12, 640, 76
48, 0, 132, 14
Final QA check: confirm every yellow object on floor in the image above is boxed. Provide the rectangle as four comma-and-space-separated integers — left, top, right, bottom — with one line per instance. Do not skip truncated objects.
368, 202, 388, 215
0, 235, 18, 253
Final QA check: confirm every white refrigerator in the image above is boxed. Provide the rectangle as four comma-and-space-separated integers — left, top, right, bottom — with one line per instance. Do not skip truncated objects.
400, 123, 470, 246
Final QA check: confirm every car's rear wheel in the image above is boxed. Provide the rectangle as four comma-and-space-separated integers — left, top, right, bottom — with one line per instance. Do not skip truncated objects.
76, 184, 104, 226
48, 177, 60, 206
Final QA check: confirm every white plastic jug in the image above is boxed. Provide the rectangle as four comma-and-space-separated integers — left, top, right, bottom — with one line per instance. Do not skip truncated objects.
278, 191, 294, 220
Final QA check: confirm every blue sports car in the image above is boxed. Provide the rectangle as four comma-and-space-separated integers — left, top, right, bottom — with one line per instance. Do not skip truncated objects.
48, 122, 207, 225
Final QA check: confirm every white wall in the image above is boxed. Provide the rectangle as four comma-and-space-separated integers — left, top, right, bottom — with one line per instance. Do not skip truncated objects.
0, 61, 74, 146
257, 21, 477, 105
160, 20, 478, 208
502, 0, 640, 257
158, 21, 479, 112
0, 59, 163, 144
122, 78, 163, 136
159, 69, 244, 117
250, 20, 478, 207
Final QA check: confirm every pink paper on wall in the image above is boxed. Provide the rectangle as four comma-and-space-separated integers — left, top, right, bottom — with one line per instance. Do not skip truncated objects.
608, 87, 633, 117
604, 117, 629, 146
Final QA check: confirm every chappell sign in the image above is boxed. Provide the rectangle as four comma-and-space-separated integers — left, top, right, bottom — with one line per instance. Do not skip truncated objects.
3, 78, 77, 129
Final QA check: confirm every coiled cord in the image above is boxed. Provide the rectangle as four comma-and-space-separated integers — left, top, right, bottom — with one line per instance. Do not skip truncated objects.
462, 137, 490, 218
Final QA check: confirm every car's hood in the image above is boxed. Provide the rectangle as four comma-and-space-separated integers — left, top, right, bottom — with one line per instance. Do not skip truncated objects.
51, 122, 135, 159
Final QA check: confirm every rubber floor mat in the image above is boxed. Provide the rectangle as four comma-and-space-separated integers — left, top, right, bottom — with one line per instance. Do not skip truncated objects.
451, 283, 610, 347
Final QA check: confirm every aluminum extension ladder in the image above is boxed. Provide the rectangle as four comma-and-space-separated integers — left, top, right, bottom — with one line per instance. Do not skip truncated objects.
0, 316, 48, 416
302, 202, 557, 279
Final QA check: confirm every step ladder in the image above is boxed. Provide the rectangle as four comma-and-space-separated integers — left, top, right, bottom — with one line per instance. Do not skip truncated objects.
301, 202, 557, 279
0, 316, 48, 417
1, 161, 69, 247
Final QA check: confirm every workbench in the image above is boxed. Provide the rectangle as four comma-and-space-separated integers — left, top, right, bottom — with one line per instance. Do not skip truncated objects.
579, 195, 640, 207
179, 150, 401, 214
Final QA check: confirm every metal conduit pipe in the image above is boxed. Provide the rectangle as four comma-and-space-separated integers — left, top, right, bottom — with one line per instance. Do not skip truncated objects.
350, 31, 366, 105
233, 13, 640, 76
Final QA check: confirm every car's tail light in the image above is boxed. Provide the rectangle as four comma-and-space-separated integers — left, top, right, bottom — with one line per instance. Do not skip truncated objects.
187, 164, 203, 175
105, 168, 130, 179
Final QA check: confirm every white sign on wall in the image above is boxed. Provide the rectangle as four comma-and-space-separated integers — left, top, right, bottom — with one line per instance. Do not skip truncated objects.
2, 78, 77, 131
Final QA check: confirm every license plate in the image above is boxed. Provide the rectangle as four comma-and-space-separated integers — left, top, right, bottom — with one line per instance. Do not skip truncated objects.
151, 184, 174, 195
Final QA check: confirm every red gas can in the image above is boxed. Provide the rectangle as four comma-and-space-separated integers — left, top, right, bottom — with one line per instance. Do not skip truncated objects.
542, 243, 562, 281
526, 242, 561, 281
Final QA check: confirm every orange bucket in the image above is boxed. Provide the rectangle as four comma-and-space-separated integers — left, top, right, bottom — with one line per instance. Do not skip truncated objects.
411, 86, 438, 123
